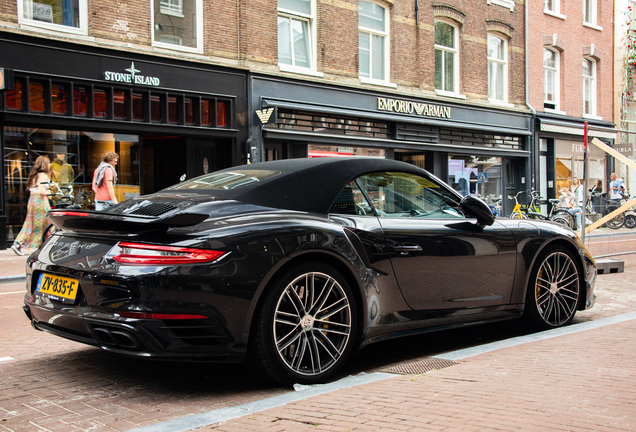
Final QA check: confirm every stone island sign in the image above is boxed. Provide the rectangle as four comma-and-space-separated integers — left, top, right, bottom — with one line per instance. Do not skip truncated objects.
104, 62, 160, 86
377, 97, 451, 119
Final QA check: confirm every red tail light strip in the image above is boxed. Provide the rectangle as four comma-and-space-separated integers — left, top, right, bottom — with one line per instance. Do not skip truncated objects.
118, 311, 208, 320
51, 211, 90, 217
113, 242, 227, 265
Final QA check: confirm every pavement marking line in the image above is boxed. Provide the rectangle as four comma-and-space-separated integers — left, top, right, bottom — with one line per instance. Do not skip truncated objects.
0, 291, 24, 296
0, 357, 15, 363
126, 372, 395, 432
125, 311, 636, 432
435, 311, 636, 361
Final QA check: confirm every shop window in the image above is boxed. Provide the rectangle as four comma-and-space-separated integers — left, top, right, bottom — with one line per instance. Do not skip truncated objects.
132, 93, 144, 121
201, 99, 212, 126
18, 0, 87, 35
51, 83, 67, 114
94, 88, 107, 118
217, 101, 227, 127
151, 94, 162, 123
74, 86, 88, 117
113, 90, 126, 120
29, 81, 45, 112
152, 0, 203, 53
185, 97, 195, 124
435, 20, 459, 96
448, 155, 502, 200
358, 0, 389, 84
5, 79, 24, 110
168, 96, 178, 124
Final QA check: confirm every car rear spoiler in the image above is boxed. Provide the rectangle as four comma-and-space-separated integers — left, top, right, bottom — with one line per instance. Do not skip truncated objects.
46, 209, 209, 234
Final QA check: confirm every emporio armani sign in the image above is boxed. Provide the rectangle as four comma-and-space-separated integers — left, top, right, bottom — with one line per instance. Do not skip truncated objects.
104, 62, 160, 86
377, 97, 451, 119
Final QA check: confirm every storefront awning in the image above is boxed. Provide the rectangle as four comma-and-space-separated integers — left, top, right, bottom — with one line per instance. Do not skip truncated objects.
540, 119, 617, 139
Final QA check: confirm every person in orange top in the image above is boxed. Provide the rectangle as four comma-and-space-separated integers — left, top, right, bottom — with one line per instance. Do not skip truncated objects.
92, 152, 118, 211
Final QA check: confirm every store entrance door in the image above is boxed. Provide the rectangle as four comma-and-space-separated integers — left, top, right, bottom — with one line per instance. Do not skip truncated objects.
503, 158, 525, 217
186, 138, 232, 180
142, 135, 187, 194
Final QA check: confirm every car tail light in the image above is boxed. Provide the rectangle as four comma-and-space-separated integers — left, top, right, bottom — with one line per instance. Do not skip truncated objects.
113, 242, 226, 265
118, 311, 208, 320
51, 211, 90, 217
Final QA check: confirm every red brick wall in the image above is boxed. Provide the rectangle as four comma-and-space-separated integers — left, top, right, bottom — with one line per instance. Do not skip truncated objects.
528, 0, 614, 119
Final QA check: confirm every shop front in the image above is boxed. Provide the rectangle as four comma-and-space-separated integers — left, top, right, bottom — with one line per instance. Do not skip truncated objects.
0, 34, 248, 248
535, 114, 616, 214
250, 75, 532, 216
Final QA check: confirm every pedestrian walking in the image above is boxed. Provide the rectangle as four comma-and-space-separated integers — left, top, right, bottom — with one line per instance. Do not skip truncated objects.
10, 155, 51, 256
92, 152, 119, 211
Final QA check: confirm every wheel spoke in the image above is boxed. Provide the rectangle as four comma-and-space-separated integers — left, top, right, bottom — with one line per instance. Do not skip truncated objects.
285, 285, 306, 316
318, 298, 349, 319
311, 278, 336, 315
306, 331, 322, 374
533, 251, 579, 327
277, 325, 303, 352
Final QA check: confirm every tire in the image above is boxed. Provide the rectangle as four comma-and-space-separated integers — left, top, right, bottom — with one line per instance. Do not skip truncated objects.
603, 209, 625, 230
509, 211, 528, 219
246, 262, 357, 385
624, 215, 636, 229
551, 210, 573, 228
523, 246, 580, 330
552, 216, 571, 228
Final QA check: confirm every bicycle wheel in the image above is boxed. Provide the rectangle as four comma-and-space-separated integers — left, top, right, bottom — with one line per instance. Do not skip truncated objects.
551, 210, 573, 228
624, 215, 636, 229
602, 208, 625, 229
509, 211, 528, 219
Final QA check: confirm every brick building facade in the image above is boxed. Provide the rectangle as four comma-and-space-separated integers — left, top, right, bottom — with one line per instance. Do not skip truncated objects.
0, 0, 617, 246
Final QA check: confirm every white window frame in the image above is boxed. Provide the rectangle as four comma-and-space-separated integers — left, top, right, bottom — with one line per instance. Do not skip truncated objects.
358, 0, 394, 87
583, 0, 602, 30
543, 47, 563, 114
435, 19, 463, 99
278, 0, 322, 77
487, 0, 515, 12
160, 0, 183, 17
487, 33, 509, 105
582, 57, 600, 119
151, 0, 203, 54
17, 0, 88, 35
543, 0, 566, 19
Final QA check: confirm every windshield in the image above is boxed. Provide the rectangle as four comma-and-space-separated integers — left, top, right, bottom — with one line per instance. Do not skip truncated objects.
166, 170, 280, 190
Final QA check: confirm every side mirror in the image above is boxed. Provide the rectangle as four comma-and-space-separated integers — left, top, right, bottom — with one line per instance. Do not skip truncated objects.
460, 195, 495, 228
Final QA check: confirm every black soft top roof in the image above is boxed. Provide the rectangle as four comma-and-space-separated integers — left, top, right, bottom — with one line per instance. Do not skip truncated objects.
163, 157, 431, 214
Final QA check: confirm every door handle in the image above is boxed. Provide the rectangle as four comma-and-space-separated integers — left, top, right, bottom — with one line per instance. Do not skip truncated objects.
392, 245, 423, 255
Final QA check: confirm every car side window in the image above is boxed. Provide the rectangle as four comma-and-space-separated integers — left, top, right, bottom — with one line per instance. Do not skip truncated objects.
329, 181, 376, 216
356, 171, 466, 219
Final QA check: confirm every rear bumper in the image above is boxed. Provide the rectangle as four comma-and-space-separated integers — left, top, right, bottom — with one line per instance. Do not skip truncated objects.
24, 297, 246, 362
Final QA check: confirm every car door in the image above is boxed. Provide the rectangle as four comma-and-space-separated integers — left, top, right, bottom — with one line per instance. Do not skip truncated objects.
356, 171, 517, 311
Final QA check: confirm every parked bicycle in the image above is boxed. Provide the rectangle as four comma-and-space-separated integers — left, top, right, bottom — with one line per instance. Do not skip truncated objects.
42, 181, 84, 242
508, 190, 575, 228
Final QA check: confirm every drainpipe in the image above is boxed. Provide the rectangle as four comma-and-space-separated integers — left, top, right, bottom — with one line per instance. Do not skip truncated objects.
525, 0, 538, 197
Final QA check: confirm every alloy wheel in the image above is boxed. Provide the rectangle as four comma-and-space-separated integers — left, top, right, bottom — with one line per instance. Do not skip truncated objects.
273, 271, 352, 377
533, 251, 580, 327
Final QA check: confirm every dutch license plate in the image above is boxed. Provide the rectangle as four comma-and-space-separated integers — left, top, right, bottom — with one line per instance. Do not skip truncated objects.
36, 273, 79, 304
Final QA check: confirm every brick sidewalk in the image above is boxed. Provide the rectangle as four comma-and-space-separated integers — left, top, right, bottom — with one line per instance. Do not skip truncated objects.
204, 318, 636, 431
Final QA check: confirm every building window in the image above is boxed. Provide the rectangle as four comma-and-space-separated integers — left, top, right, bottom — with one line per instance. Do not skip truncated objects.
544, 0, 560, 14
358, 0, 389, 83
152, 0, 203, 53
584, 0, 597, 26
278, 0, 315, 71
487, 34, 508, 103
543, 48, 560, 111
435, 20, 459, 95
18, 0, 87, 34
582, 58, 597, 116
160, 0, 182, 15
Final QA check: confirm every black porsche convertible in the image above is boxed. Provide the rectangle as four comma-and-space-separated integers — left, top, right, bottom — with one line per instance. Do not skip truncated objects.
23, 157, 596, 384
